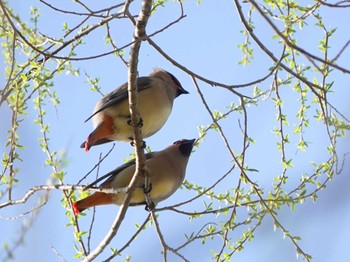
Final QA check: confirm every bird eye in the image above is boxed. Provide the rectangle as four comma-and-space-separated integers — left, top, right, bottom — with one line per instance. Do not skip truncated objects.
173, 140, 181, 145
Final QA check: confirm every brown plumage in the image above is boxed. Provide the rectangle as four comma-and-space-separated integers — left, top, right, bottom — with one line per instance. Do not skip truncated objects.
73, 139, 195, 214
81, 69, 189, 151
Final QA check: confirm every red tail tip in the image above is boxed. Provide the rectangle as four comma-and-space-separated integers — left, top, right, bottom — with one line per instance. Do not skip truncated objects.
84, 141, 90, 152
73, 202, 81, 215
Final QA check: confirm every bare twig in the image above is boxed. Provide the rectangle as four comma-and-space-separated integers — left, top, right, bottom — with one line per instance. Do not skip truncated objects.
151, 211, 190, 262
103, 213, 151, 261
248, 0, 350, 74
0, 185, 128, 209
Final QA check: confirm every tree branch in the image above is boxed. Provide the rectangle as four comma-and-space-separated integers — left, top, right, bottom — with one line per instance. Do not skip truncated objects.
82, 0, 153, 260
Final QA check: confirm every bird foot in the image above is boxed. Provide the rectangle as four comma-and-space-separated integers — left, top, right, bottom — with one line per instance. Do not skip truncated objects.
142, 182, 152, 194
145, 201, 155, 212
142, 182, 155, 211
130, 140, 146, 149
127, 117, 143, 128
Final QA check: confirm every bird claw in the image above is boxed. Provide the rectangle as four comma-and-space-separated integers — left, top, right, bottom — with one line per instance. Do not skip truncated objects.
130, 140, 146, 149
127, 117, 143, 128
142, 182, 155, 211
142, 182, 152, 194
145, 201, 155, 212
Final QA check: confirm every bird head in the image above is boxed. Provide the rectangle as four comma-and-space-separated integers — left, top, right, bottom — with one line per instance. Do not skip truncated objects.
173, 139, 196, 157
165, 71, 189, 97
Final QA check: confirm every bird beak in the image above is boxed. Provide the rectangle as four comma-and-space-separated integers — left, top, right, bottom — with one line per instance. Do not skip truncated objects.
179, 86, 189, 95
179, 139, 196, 156
187, 139, 196, 145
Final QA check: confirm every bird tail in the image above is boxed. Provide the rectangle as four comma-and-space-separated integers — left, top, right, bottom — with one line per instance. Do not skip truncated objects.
81, 115, 114, 152
73, 192, 114, 214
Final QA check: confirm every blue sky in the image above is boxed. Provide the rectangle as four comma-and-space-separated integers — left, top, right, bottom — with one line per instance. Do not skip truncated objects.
1, 1, 350, 261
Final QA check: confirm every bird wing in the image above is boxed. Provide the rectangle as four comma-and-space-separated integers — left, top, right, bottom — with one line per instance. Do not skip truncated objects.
83, 151, 156, 190
84, 77, 153, 122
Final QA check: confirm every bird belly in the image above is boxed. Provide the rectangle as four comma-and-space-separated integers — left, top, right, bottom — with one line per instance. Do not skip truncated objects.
112, 179, 178, 206
138, 88, 173, 138
140, 104, 172, 138
149, 178, 178, 203
107, 90, 173, 141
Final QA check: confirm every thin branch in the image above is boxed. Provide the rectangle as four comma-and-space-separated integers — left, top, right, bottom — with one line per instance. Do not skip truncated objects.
147, 38, 247, 98
39, 0, 124, 18
0, 28, 16, 107
156, 165, 235, 212
103, 213, 151, 261
192, 76, 311, 261
151, 211, 190, 262
316, 0, 350, 8
0, 1, 126, 61
76, 144, 115, 186
248, 0, 350, 74
233, 0, 325, 104
0, 185, 129, 209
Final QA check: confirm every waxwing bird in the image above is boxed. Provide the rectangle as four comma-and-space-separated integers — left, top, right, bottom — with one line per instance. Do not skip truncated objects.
81, 69, 189, 151
73, 139, 195, 214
